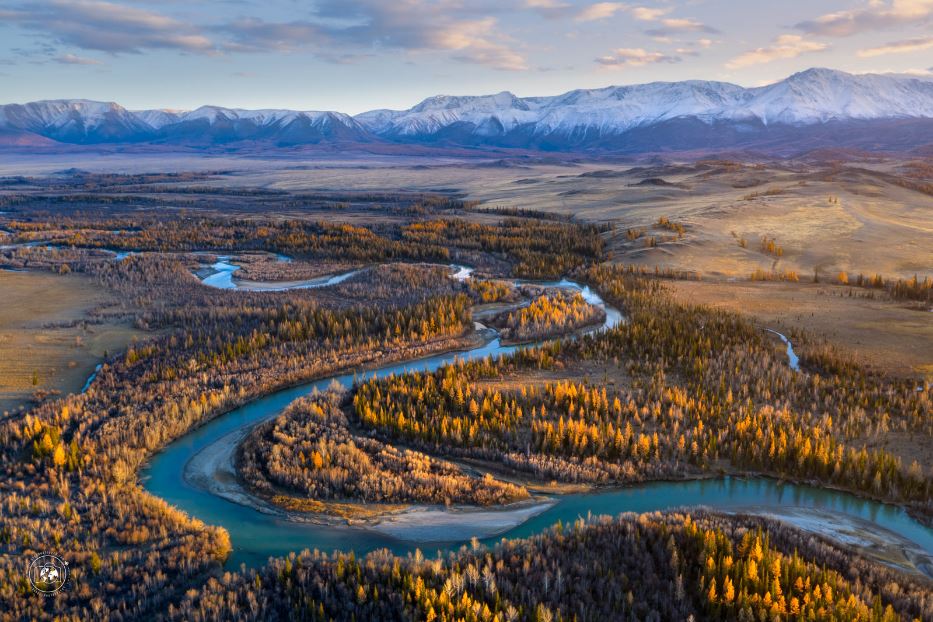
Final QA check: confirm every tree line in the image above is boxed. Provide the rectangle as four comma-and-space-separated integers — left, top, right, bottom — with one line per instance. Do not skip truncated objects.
167, 511, 929, 621
3, 214, 605, 279
492, 291, 604, 344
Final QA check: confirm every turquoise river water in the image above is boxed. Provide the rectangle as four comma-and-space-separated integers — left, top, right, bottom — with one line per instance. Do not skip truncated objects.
139, 264, 932, 570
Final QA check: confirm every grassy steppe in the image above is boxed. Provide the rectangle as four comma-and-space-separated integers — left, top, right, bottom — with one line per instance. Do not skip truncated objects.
667, 279, 932, 381
0, 270, 140, 414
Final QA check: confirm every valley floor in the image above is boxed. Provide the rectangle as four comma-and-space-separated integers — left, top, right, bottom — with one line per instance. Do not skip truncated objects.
0, 269, 141, 415
666, 279, 932, 381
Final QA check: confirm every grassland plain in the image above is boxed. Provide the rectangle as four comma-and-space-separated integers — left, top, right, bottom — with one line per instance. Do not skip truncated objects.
4, 152, 927, 279
667, 279, 933, 380
0, 269, 140, 414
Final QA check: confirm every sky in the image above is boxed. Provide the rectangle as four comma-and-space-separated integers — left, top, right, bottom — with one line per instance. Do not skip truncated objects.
0, 0, 931, 114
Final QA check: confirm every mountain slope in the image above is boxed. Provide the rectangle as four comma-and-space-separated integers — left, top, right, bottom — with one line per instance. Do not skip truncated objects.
0, 101, 374, 146
1, 69, 931, 152
355, 69, 933, 150
0, 100, 154, 144
149, 107, 374, 145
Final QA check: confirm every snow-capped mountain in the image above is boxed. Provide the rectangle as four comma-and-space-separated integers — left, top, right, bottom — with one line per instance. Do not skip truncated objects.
145, 106, 372, 145
1, 69, 931, 152
132, 108, 184, 130
742, 68, 933, 125
355, 81, 752, 138
356, 69, 933, 145
0, 100, 372, 145
0, 99, 154, 143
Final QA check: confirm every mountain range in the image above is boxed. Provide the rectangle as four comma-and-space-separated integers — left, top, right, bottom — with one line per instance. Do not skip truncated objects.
2, 68, 931, 154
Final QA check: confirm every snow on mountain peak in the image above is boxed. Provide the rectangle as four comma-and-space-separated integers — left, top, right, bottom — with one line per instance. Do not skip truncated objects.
746, 68, 933, 124
1, 69, 930, 150
355, 68, 933, 137
21, 99, 130, 130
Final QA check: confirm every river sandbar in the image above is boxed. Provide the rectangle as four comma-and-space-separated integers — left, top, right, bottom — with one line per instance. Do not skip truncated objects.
184, 423, 556, 540
727, 505, 933, 579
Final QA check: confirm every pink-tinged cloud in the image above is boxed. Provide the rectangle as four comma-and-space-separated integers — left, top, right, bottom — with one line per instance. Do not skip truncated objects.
4, 0, 215, 54
796, 0, 933, 37
727, 34, 827, 69
857, 36, 933, 57
596, 47, 681, 68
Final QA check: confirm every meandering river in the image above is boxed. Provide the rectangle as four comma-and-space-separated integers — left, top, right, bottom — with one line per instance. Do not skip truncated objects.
201, 258, 363, 291
131, 261, 933, 572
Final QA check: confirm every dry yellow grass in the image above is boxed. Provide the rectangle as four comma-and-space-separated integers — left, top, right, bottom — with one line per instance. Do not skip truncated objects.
3, 154, 927, 280
667, 279, 933, 380
442, 161, 931, 281
210, 157, 931, 281
0, 269, 142, 414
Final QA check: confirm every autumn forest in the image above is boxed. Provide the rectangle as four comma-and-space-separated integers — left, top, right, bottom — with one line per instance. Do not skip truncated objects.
0, 173, 930, 622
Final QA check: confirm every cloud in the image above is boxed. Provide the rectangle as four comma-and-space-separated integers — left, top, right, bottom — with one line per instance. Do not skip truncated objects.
857, 36, 933, 57
672, 38, 717, 56
218, 18, 320, 53
1, 0, 526, 70
726, 34, 827, 69
660, 18, 710, 31
439, 18, 528, 70
631, 7, 670, 21
54, 53, 101, 65
596, 47, 681, 68
615, 6, 719, 36
575, 2, 628, 22
796, 0, 933, 37
893, 67, 933, 76
525, 0, 574, 18
644, 17, 718, 37
2, 0, 215, 54
219, 1, 527, 70
573, 2, 716, 37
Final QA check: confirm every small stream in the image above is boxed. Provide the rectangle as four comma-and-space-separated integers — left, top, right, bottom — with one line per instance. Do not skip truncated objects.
766, 328, 800, 371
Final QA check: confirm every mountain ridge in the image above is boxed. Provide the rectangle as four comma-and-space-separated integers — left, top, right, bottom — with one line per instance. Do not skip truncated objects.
2, 69, 931, 153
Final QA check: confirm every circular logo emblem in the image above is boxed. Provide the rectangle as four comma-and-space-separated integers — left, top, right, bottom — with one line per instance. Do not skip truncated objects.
28, 553, 68, 595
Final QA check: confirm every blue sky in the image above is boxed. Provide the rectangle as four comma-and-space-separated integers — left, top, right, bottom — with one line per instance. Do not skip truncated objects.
1, 0, 931, 113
